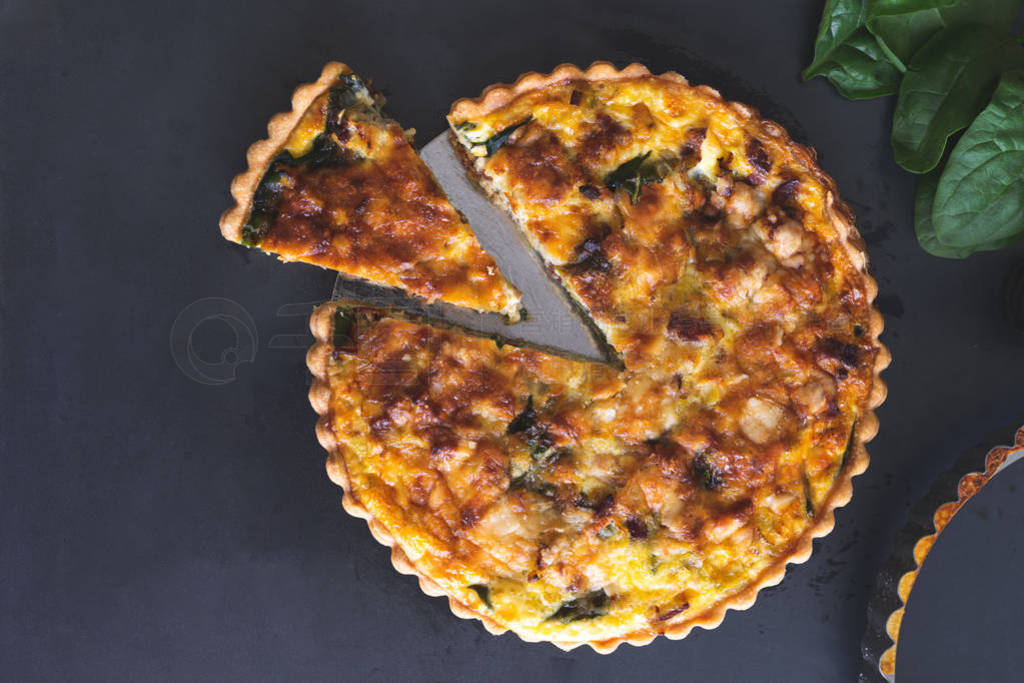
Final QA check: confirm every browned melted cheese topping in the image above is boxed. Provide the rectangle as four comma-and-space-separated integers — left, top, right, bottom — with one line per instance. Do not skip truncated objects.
319, 72, 880, 647
250, 76, 520, 318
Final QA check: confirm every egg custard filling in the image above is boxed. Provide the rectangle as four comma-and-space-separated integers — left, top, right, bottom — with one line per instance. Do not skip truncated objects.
220, 63, 522, 320
305, 63, 885, 651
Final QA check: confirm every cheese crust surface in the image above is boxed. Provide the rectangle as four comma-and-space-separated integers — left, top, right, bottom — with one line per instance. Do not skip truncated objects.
220, 63, 521, 319
308, 63, 887, 651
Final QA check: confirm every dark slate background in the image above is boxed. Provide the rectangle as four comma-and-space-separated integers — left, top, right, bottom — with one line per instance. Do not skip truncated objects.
3, 1, 1023, 680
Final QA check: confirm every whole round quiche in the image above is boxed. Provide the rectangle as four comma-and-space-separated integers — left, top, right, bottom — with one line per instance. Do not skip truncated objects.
232, 61, 887, 651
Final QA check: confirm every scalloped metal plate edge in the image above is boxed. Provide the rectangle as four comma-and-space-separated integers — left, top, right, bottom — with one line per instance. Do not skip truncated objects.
860, 419, 1024, 681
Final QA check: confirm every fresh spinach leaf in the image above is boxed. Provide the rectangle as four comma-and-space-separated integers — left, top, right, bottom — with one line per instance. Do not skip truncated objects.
804, 0, 871, 76
932, 70, 1024, 250
865, 0, 957, 11
865, 0, 955, 71
866, 0, 1021, 72
810, 29, 903, 99
804, 0, 1024, 259
803, 0, 902, 99
937, 0, 1023, 36
914, 170, 976, 257
916, 167, 1021, 257
891, 24, 1013, 174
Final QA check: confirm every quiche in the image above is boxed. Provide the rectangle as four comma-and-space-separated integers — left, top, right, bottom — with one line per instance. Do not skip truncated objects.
306, 63, 888, 651
220, 62, 522, 319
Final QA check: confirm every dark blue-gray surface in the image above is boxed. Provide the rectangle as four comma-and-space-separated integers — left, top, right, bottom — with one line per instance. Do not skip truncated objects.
2, 1, 1023, 681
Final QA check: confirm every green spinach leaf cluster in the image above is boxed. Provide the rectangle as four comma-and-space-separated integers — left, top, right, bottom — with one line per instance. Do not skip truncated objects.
804, 0, 1024, 257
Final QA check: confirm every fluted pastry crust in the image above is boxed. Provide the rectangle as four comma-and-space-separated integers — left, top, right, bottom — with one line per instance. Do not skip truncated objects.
220, 62, 521, 319
305, 62, 888, 652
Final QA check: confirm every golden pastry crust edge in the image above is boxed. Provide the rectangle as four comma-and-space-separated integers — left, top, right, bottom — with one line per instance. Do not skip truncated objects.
219, 62, 351, 243
307, 62, 891, 652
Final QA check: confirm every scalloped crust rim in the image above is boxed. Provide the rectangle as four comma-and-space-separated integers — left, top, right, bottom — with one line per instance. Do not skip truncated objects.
876, 426, 1024, 677
219, 62, 351, 243
307, 61, 890, 653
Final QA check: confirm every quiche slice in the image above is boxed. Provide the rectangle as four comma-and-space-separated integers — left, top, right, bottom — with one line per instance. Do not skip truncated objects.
307, 63, 888, 652
220, 62, 522, 320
